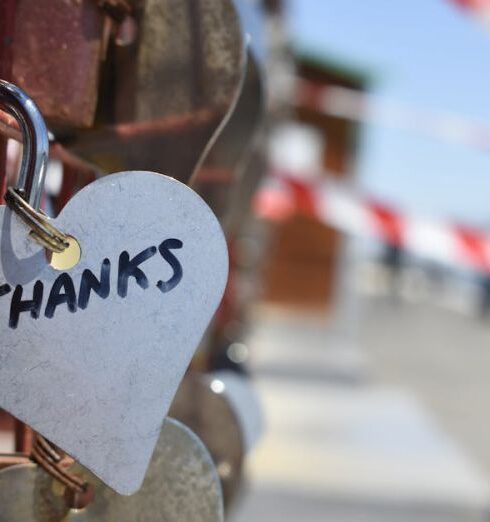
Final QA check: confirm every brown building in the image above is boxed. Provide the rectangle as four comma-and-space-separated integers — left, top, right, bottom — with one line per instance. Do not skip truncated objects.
262, 52, 368, 310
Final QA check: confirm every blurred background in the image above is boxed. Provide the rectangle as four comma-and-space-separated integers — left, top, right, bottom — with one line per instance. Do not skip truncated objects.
231, 0, 490, 521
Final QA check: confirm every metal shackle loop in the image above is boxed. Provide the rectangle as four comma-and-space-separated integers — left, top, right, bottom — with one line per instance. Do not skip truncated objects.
0, 79, 48, 210
0, 80, 69, 253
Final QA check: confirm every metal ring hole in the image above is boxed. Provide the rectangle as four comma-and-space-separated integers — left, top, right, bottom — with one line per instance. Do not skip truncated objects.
47, 235, 81, 271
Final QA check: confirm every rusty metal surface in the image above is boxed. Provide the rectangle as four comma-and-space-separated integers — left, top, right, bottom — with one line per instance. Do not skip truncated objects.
12, 0, 104, 128
65, 108, 224, 178
0, 0, 16, 82
0, 111, 99, 182
2, 0, 266, 214
0, 418, 224, 522
0, 0, 17, 202
169, 373, 245, 510
68, 0, 246, 185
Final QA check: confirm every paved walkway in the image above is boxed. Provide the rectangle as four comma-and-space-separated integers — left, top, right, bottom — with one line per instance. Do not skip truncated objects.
232, 302, 490, 522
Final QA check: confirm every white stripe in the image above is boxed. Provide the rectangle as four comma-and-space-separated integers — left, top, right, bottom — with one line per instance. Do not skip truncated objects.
315, 181, 374, 237
400, 216, 458, 265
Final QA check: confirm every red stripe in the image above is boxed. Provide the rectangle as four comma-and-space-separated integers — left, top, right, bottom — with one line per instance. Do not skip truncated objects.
269, 170, 318, 218
455, 226, 490, 273
296, 81, 325, 111
252, 187, 295, 221
369, 202, 404, 246
450, 0, 490, 10
283, 178, 317, 218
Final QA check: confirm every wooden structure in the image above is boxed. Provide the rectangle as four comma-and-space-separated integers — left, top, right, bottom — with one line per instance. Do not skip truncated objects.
262, 53, 368, 310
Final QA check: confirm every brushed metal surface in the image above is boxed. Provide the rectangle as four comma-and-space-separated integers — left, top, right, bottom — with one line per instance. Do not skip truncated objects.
207, 370, 264, 454
69, 0, 246, 186
0, 418, 224, 522
170, 373, 244, 509
0, 172, 228, 494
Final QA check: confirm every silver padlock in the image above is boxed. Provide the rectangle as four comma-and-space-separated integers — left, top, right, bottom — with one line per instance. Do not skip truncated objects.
0, 80, 73, 256
0, 418, 225, 522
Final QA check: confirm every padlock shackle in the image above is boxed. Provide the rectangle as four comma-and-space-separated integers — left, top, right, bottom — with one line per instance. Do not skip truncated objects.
0, 79, 48, 210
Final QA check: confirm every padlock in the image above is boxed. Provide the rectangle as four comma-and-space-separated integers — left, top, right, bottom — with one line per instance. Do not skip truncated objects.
192, 0, 267, 230
170, 370, 263, 510
0, 418, 224, 522
169, 373, 245, 510
66, 0, 246, 185
0, 80, 228, 495
11, 0, 107, 129
0, 78, 49, 231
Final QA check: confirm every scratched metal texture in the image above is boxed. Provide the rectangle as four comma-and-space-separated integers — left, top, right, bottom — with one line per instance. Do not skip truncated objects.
12, 0, 104, 128
206, 370, 264, 454
68, 0, 246, 185
0, 418, 224, 521
0, 172, 228, 494
169, 373, 244, 510
192, 50, 265, 233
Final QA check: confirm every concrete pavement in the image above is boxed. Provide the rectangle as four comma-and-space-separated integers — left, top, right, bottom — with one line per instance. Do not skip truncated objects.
231, 301, 490, 521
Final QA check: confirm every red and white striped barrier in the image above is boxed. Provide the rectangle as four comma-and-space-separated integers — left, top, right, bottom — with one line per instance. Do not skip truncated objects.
295, 79, 490, 153
293, 4, 490, 151
254, 171, 490, 274
450, 0, 490, 20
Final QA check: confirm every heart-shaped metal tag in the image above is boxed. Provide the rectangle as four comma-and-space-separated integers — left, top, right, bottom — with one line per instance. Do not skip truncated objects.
0, 171, 228, 494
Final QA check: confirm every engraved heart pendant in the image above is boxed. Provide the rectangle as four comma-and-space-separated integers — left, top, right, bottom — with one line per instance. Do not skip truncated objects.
0, 81, 228, 495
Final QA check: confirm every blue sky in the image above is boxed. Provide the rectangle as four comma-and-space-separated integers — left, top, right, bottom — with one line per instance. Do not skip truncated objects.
286, 0, 490, 226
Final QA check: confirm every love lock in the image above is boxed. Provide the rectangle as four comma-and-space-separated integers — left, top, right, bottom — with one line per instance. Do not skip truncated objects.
0, 81, 228, 494
207, 370, 264, 455
192, 0, 266, 231
170, 370, 263, 510
170, 373, 245, 510
0, 418, 224, 522
68, 0, 246, 186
